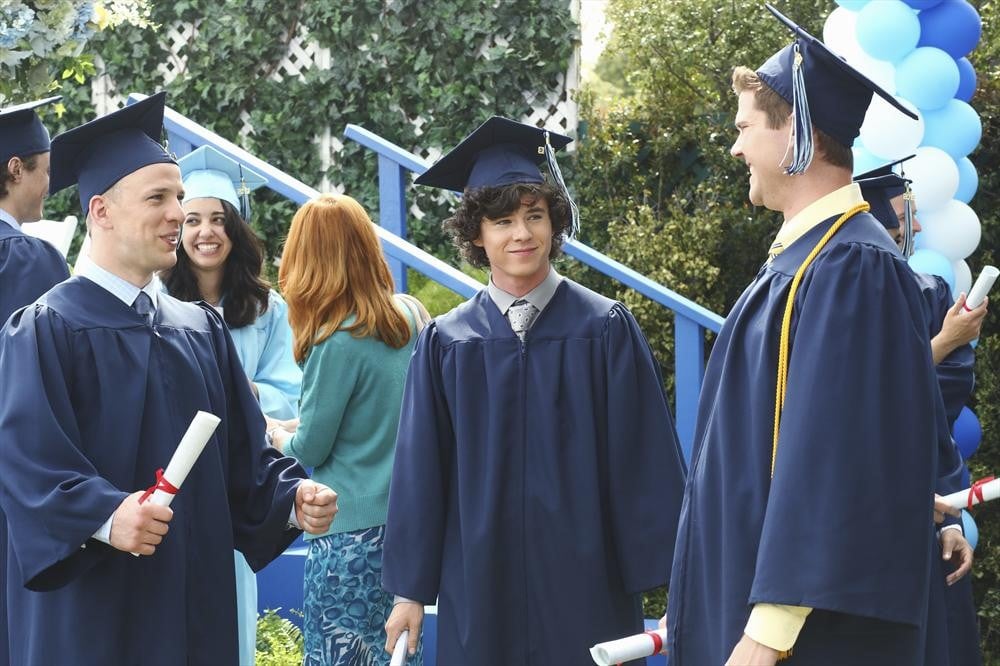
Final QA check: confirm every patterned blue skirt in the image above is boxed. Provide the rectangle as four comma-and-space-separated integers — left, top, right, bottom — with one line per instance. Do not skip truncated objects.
303, 526, 423, 666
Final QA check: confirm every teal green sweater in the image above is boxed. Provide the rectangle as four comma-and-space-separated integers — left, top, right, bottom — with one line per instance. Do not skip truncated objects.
285, 305, 417, 537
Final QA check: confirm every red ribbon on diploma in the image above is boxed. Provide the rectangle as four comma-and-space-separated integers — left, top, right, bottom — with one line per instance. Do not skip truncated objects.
644, 630, 663, 655
968, 475, 995, 509
139, 468, 179, 505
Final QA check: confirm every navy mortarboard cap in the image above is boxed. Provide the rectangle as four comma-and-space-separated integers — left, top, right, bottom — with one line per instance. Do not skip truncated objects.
855, 155, 917, 254
0, 96, 61, 166
49, 91, 176, 211
856, 174, 907, 229
415, 116, 578, 235
179, 146, 267, 222
758, 4, 918, 175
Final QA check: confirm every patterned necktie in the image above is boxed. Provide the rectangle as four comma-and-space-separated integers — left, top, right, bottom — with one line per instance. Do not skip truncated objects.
767, 240, 785, 262
132, 291, 154, 326
507, 299, 539, 340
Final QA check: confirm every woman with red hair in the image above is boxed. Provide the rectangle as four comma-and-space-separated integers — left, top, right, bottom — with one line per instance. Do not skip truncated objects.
269, 194, 427, 665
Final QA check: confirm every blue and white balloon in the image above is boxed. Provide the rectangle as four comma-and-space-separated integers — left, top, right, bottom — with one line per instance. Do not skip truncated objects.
909, 249, 956, 292
921, 99, 982, 160
917, 200, 981, 262
856, 0, 921, 62
860, 96, 923, 160
906, 146, 959, 211
952, 259, 972, 300
955, 157, 979, 204
895, 47, 960, 110
962, 510, 978, 551
956, 57, 977, 102
918, 0, 982, 59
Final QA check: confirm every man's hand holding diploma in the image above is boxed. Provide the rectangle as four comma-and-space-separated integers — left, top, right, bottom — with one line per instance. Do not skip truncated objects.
109, 491, 173, 556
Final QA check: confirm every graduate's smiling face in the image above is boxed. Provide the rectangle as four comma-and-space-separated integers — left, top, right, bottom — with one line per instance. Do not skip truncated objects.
474, 195, 553, 293
731, 90, 793, 210
90, 162, 185, 287
181, 197, 232, 275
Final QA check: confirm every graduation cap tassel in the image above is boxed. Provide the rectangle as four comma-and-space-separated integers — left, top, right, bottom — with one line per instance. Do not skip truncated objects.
237, 164, 252, 224
544, 131, 580, 239
901, 184, 915, 258
786, 43, 814, 176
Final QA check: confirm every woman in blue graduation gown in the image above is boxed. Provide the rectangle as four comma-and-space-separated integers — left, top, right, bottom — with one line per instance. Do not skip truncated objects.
162, 146, 302, 665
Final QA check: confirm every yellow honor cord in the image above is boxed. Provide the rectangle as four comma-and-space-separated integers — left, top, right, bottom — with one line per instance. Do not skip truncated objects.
771, 202, 871, 478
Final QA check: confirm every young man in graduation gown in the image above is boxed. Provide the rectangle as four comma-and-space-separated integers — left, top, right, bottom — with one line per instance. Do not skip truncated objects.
857, 168, 984, 666
0, 93, 338, 665
0, 95, 71, 666
665, 7, 956, 665
381, 117, 687, 665
0, 96, 69, 324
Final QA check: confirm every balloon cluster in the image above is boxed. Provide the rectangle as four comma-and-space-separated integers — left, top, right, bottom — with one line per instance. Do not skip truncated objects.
829, 0, 985, 549
827, 0, 982, 297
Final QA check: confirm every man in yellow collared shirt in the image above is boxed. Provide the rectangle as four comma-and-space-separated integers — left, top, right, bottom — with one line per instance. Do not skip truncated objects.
664, 6, 953, 666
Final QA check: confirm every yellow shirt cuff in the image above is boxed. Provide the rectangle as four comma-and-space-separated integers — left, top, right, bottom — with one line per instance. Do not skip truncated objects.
744, 604, 812, 652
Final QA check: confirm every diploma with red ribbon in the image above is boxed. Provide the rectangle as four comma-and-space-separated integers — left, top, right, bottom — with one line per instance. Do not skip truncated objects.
139, 410, 221, 508
941, 475, 999, 511
590, 627, 665, 665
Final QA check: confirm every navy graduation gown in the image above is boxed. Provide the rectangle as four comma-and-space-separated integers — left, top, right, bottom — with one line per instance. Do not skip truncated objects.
0, 277, 305, 665
914, 272, 982, 666
0, 222, 68, 665
667, 213, 944, 665
0, 222, 69, 325
383, 279, 686, 666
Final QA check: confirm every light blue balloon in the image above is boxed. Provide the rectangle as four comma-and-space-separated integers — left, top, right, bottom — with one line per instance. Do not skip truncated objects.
921, 99, 982, 159
856, 0, 921, 62
961, 510, 978, 550
895, 47, 960, 110
955, 156, 979, 203
851, 146, 885, 176
918, 0, 982, 59
835, 0, 870, 10
909, 249, 955, 292
956, 57, 976, 102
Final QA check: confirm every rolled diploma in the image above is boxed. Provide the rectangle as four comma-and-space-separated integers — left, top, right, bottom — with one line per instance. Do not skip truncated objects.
389, 630, 408, 666
143, 411, 221, 507
590, 628, 666, 666
941, 478, 1000, 510
966, 265, 998, 310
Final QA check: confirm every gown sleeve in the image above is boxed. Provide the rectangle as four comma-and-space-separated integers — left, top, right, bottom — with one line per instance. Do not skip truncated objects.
604, 304, 687, 594
748, 242, 938, 628
251, 292, 302, 420
0, 236, 70, 325
382, 323, 452, 604
0, 305, 126, 590
203, 305, 305, 570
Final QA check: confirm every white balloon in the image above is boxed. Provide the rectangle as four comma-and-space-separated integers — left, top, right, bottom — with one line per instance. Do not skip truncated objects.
907, 147, 959, 213
843, 49, 897, 94
823, 8, 861, 59
860, 96, 924, 160
918, 200, 981, 262
952, 259, 972, 299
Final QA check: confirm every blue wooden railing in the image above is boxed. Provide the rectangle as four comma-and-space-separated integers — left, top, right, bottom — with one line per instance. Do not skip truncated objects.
137, 92, 725, 459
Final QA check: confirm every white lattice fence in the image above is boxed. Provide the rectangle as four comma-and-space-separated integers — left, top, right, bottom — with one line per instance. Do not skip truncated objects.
92, 19, 580, 194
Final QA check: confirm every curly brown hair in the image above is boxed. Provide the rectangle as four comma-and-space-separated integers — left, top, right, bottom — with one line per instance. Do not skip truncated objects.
443, 182, 572, 268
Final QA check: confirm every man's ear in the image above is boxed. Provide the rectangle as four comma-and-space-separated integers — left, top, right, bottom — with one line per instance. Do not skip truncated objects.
6, 157, 22, 182
88, 195, 113, 231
